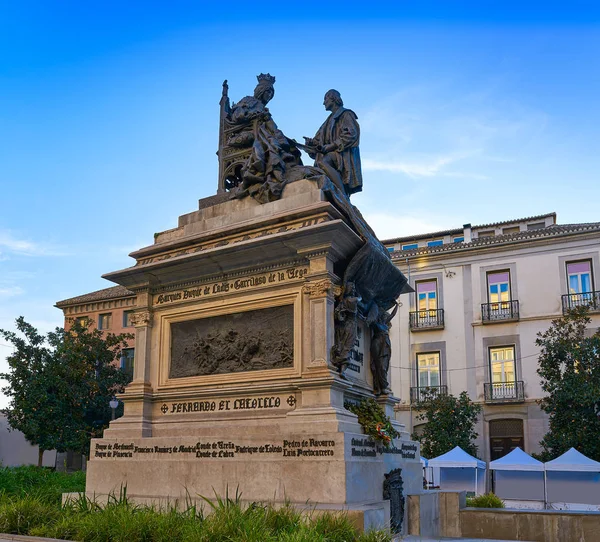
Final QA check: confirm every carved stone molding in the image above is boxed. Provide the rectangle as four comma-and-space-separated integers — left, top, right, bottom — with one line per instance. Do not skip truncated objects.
131, 309, 153, 328
303, 279, 334, 299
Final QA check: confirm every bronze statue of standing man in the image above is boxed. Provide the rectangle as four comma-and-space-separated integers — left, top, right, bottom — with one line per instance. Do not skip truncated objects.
303, 90, 363, 197
370, 303, 398, 395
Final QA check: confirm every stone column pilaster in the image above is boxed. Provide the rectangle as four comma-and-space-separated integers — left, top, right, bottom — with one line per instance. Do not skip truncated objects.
105, 292, 154, 437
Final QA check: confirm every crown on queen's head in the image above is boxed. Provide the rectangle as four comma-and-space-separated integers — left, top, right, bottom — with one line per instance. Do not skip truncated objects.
256, 73, 276, 85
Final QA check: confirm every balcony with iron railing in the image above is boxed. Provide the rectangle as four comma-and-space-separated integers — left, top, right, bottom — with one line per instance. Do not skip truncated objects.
561, 291, 600, 314
410, 385, 448, 404
409, 308, 445, 331
483, 381, 525, 404
481, 300, 520, 323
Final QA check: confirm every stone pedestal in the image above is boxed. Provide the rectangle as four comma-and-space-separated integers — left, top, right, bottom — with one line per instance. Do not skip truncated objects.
86, 179, 421, 531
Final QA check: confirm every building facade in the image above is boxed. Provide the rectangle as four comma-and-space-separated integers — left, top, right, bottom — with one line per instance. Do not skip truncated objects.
55, 285, 137, 379
384, 213, 600, 462
55, 213, 600, 463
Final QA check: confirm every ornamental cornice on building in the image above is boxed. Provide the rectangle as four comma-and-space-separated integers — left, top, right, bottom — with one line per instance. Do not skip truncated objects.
382, 212, 558, 245
55, 285, 135, 308
389, 222, 600, 260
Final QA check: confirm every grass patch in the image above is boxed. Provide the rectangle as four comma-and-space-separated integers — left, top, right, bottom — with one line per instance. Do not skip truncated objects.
0, 467, 393, 541
0, 465, 85, 505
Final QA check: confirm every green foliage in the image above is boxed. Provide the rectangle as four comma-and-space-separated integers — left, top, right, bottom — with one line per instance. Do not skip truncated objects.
535, 306, 600, 461
0, 317, 133, 459
0, 495, 60, 534
0, 465, 85, 505
345, 398, 400, 446
412, 389, 482, 458
466, 492, 505, 508
0, 477, 392, 541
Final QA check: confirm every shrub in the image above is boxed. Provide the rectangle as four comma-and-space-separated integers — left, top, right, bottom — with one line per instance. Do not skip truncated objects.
466, 492, 505, 508
0, 465, 85, 504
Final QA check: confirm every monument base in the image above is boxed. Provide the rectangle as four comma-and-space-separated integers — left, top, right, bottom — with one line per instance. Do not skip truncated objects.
86, 427, 421, 532
83, 177, 419, 532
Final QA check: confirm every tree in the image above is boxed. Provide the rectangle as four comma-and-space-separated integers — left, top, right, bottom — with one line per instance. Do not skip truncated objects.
411, 390, 482, 458
535, 306, 600, 461
0, 317, 132, 466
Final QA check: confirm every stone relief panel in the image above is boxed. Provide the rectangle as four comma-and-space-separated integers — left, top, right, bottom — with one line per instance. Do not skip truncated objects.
169, 305, 294, 378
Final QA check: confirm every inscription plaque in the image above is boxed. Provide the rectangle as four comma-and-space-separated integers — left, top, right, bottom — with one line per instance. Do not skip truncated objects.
170, 305, 294, 377
93, 437, 336, 460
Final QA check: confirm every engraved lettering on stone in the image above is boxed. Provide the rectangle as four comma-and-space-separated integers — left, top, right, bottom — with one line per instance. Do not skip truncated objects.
160, 395, 293, 414
154, 267, 308, 306
170, 305, 293, 377
94, 437, 335, 460
347, 325, 364, 374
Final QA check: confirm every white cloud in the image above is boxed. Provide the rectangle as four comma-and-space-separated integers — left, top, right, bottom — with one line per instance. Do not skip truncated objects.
359, 83, 548, 186
0, 287, 24, 298
0, 230, 68, 257
362, 150, 480, 179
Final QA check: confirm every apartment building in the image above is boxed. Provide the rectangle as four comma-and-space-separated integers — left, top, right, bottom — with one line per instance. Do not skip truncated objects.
384, 213, 600, 461
55, 285, 137, 379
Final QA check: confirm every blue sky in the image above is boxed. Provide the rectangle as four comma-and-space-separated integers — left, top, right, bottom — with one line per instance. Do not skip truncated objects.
1, 2, 599, 406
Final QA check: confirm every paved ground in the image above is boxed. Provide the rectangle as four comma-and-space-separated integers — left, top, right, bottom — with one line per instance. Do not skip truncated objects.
400, 537, 528, 542
1, 534, 528, 542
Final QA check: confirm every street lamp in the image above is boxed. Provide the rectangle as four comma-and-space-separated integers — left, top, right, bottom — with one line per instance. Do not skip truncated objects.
109, 396, 119, 421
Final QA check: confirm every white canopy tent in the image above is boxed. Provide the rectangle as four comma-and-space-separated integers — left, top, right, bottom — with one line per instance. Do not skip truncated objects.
489, 448, 545, 507
428, 446, 486, 495
544, 448, 600, 510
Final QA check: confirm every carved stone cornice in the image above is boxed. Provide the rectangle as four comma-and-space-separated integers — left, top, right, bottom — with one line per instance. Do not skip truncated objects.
131, 309, 153, 328
297, 244, 345, 263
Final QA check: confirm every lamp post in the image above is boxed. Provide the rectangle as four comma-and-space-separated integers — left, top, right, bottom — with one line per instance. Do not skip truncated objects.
109, 396, 119, 421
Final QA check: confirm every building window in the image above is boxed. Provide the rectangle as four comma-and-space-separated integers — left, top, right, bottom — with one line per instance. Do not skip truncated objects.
478, 230, 495, 238
417, 352, 441, 388
416, 280, 437, 312
98, 313, 112, 330
453, 237, 464, 243
487, 271, 511, 304
566, 260, 593, 294
75, 316, 91, 327
527, 222, 545, 231
502, 226, 520, 235
483, 270, 519, 322
402, 243, 418, 250
427, 240, 443, 247
387, 247, 394, 253
120, 348, 134, 380
489, 346, 516, 386
123, 310, 134, 328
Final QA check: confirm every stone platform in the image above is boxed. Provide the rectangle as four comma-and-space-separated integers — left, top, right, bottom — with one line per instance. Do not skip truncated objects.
85, 179, 421, 531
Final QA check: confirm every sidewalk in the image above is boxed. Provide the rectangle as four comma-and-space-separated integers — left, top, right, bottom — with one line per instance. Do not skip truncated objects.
400, 537, 530, 542
1, 534, 529, 542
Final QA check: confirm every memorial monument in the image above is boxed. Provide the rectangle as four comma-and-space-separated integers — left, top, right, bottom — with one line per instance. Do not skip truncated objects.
85, 74, 421, 532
